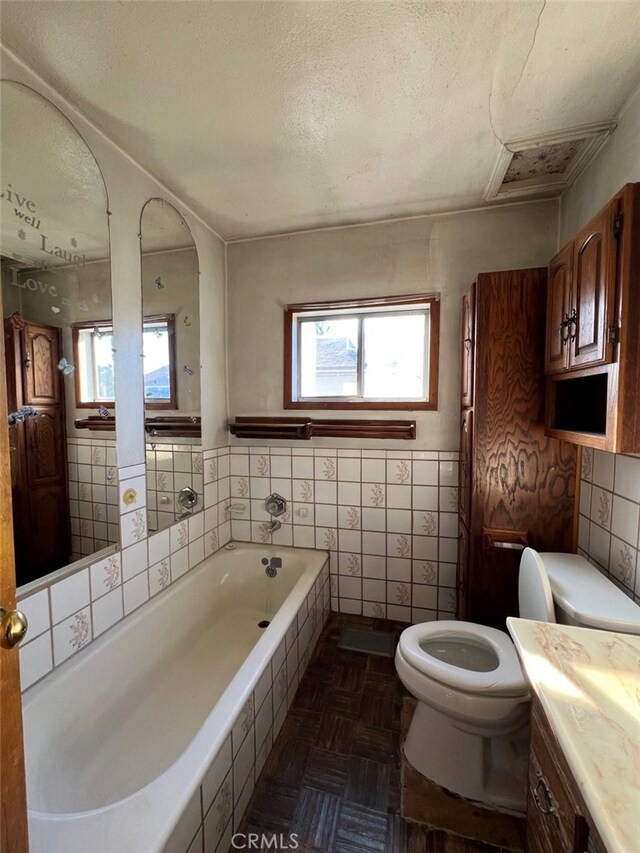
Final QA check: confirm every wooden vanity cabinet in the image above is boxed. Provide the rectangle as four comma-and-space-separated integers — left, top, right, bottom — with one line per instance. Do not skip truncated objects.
527, 699, 606, 853
545, 183, 640, 452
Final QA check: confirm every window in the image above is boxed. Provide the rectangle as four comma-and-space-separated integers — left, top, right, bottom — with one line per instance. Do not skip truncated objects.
284, 294, 439, 410
73, 314, 176, 408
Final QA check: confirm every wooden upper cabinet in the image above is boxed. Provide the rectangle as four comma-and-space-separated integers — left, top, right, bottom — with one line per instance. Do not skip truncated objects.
545, 183, 640, 453
545, 203, 616, 375
569, 204, 616, 370
461, 286, 474, 407
545, 244, 572, 374
21, 323, 61, 406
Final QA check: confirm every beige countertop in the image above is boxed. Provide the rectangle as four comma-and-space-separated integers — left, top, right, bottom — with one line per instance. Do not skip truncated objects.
507, 618, 640, 853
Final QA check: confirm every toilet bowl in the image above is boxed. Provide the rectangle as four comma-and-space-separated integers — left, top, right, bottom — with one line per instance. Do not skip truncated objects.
395, 547, 640, 812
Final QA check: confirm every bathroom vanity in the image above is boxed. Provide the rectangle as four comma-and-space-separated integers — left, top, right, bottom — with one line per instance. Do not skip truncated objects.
507, 618, 640, 853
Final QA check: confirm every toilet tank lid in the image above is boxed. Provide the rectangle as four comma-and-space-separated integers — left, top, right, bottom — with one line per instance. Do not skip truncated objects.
540, 553, 640, 633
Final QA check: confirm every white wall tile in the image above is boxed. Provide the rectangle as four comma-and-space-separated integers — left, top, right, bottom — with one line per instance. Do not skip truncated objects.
202, 737, 232, 816
611, 496, 639, 547
123, 571, 149, 615
17, 589, 50, 639
19, 632, 53, 691
122, 540, 148, 582
92, 588, 124, 637
50, 570, 90, 625
592, 450, 615, 491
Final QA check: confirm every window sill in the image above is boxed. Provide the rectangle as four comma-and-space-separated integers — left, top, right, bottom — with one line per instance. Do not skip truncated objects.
284, 399, 436, 411
228, 417, 416, 441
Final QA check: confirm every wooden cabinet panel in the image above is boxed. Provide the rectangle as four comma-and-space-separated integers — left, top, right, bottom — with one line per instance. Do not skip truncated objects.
458, 409, 472, 528
461, 287, 474, 407
24, 408, 65, 485
545, 183, 640, 452
570, 206, 616, 369
545, 244, 572, 374
5, 320, 70, 585
26, 486, 70, 576
21, 323, 61, 406
459, 269, 577, 629
456, 520, 469, 621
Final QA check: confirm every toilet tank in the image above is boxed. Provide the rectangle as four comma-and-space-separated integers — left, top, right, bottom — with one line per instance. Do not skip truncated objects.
538, 553, 640, 635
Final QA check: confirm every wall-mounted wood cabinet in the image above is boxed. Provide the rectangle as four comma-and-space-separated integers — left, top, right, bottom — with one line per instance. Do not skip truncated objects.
457, 269, 576, 629
545, 183, 640, 452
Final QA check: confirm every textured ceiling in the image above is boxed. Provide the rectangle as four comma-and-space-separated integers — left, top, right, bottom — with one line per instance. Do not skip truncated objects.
1, 1, 639, 240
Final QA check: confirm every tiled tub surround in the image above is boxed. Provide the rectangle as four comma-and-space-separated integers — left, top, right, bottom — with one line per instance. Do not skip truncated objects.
21, 542, 330, 853
577, 448, 640, 603
146, 441, 205, 532
67, 436, 119, 559
228, 446, 460, 622
17, 447, 232, 691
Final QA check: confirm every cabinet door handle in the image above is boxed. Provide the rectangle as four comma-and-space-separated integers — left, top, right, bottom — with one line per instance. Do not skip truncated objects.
464, 336, 472, 351
560, 314, 571, 344
532, 773, 558, 816
568, 308, 577, 342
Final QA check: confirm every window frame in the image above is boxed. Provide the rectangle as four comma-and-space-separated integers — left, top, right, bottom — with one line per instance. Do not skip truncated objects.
283, 293, 439, 411
72, 313, 177, 410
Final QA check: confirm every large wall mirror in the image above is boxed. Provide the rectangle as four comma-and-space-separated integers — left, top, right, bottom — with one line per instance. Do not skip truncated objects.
1, 80, 116, 589
140, 198, 201, 532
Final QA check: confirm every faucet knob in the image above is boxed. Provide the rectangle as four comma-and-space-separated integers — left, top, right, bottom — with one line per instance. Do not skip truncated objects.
265, 493, 287, 517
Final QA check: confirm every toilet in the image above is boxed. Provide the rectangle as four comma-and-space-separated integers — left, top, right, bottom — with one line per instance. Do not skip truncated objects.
395, 548, 640, 813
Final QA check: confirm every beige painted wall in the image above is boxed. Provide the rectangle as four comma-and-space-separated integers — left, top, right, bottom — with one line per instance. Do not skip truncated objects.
227, 200, 558, 450
560, 84, 640, 242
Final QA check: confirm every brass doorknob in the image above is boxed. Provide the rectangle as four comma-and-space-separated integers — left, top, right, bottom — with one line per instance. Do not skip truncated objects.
0, 606, 28, 648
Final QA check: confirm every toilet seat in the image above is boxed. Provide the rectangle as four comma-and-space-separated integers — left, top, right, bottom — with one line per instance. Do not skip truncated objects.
399, 621, 527, 696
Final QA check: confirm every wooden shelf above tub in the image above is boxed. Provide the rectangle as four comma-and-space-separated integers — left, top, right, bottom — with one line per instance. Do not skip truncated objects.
228, 416, 416, 441
74, 415, 201, 438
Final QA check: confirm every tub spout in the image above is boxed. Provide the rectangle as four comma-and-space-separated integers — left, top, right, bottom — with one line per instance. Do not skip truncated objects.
267, 519, 281, 533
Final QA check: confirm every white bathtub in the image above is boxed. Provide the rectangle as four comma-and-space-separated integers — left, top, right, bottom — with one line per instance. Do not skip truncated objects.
23, 542, 330, 853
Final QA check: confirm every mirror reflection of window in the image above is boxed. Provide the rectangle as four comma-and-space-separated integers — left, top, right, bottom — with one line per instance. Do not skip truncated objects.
73, 316, 176, 407
0, 81, 115, 588
140, 199, 201, 534
142, 315, 175, 407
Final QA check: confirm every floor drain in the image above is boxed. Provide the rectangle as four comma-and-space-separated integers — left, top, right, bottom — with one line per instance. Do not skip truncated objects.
258, 620, 270, 629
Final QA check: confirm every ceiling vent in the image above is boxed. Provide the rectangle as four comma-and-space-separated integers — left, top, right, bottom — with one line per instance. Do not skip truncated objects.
485, 122, 615, 201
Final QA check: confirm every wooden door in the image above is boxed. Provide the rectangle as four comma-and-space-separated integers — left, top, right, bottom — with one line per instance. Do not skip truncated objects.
569, 204, 617, 369
461, 286, 474, 407
11, 322, 70, 586
545, 243, 572, 374
0, 298, 29, 853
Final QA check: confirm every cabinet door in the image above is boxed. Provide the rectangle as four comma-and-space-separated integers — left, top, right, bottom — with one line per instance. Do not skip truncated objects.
21, 322, 62, 406
545, 244, 572, 374
461, 287, 475, 406
569, 205, 616, 369
24, 408, 65, 486
22, 485, 70, 583
458, 409, 472, 527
